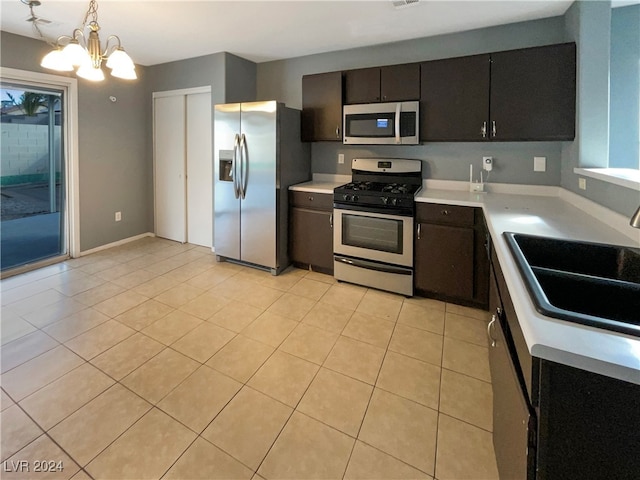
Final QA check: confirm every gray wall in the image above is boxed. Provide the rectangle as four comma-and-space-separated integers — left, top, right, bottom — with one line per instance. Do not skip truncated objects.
258, 16, 565, 109
257, 5, 639, 217
144, 52, 256, 234
1, 31, 150, 251
1, 33, 257, 252
562, 1, 640, 218
3, 1, 637, 252
609, 4, 640, 169
257, 17, 567, 186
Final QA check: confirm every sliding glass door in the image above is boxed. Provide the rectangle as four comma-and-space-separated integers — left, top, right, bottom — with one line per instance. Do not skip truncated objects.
1, 83, 67, 273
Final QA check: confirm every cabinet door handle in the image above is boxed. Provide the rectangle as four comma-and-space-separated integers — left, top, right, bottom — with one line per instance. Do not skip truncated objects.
441, 209, 450, 216
481, 121, 487, 138
336, 126, 340, 139
491, 120, 497, 137
417, 223, 421, 240
329, 213, 333, 229
308, 196, 314, 201
487, 315, 497, 347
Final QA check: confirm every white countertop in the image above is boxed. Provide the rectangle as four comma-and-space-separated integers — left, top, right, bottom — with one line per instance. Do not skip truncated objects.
291, 177, 640, 384
417, 186, 640, 384
289, 173, 350, 194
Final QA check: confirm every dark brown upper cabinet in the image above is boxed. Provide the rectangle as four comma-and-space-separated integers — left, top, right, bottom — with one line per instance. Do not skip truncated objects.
301, 71, 343, 142
420, 54, 490, 141
345, 63, 420, 104
490, 43, 576, 141
420, 42, 576, 142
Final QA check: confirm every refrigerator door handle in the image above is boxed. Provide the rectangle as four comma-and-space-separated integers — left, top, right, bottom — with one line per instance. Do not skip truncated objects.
394, 102, 401, 144
240, 133, 248, 199
232, 133, 241, 199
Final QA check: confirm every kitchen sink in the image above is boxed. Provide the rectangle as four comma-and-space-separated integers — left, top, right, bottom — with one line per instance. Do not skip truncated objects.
503, 232, 640, 337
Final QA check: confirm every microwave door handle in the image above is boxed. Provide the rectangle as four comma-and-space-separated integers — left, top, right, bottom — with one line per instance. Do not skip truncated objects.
395, 103, 401, 144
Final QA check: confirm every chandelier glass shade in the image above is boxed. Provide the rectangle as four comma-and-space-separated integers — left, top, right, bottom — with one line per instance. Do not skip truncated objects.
40, 0, 136, 81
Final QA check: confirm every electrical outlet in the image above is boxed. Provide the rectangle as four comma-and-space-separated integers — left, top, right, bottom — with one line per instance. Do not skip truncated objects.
115, 211, 122, 222
534, 156, 546, 172
579, 178, 587, 190
482, 156, 493, 171
338, 153, 345, 164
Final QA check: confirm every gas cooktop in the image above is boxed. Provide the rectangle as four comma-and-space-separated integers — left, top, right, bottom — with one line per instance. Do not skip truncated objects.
338, 181, 421, 196
333, 159, 423, 212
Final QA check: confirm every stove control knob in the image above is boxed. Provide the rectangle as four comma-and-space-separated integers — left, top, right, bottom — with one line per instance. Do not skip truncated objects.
381, 197, 389, 205
343, 194, 351, 202
390, 198, 398, 206
353, 195, 359, 202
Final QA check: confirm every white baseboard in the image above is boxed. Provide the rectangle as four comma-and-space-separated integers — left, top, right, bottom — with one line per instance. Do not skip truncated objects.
79, 232, 156, 257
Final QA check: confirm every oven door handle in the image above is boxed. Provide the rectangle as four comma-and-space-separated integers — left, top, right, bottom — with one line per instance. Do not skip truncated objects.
335, 256, 412, 275
333, 203, 413, 217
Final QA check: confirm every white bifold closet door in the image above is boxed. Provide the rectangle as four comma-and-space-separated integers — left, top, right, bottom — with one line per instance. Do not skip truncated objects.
154, 89, 212, 247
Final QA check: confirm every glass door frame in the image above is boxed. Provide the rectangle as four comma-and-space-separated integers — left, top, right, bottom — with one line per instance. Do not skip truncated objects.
1, 67, 80, 275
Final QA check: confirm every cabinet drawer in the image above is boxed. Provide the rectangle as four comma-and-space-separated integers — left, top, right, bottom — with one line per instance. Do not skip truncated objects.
416, 203, 475, 226
290, 191, 333, 210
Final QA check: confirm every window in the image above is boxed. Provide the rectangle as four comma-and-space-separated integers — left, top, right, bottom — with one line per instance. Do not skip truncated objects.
575, 3, 640, 191
0, 67, 79, 276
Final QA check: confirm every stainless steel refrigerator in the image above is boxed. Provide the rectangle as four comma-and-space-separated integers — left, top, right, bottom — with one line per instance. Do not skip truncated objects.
214, 101, 311, 275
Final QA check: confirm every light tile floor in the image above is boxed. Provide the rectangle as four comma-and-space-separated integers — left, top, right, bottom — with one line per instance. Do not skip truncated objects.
0, 237, 498, 480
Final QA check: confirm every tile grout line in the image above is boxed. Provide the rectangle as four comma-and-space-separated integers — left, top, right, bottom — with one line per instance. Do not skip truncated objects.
2, 238, 495, 479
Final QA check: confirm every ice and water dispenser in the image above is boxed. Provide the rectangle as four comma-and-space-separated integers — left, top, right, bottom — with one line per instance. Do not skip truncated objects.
219, 150, 233, 181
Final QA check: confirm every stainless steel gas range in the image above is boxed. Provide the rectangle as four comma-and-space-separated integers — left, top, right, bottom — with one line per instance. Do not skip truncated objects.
333, 158, 423, 296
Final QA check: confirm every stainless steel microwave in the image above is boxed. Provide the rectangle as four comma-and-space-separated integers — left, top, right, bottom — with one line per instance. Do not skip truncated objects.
343, 101, 419, 145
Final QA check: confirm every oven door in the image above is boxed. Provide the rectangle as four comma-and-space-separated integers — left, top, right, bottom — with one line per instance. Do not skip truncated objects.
334, 208, 413, 267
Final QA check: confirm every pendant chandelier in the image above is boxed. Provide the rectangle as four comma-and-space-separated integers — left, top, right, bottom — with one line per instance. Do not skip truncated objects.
40, 0, 136, 81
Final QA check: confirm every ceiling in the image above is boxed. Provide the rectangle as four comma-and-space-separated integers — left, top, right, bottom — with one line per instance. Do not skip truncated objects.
0, 0, 590, 66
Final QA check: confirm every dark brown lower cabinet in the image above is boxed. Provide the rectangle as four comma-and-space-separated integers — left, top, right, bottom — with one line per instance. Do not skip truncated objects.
414, 203, 488, 308
489, 254, 536, 480
416, 223, 474, 298
289, 191, 333, 275
489, 240, 640, 480
489, 309, 533, 480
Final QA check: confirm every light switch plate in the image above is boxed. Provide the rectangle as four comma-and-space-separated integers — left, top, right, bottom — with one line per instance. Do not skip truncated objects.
534, 156, 546, 172
338, 154, 345, 164
579, 178, 587, 190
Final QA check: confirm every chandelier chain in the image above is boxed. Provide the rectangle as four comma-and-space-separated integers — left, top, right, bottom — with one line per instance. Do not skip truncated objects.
83, 0, 99, 29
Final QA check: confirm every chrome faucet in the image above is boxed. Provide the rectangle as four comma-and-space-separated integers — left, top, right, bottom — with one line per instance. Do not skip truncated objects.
631, 206, 640, 228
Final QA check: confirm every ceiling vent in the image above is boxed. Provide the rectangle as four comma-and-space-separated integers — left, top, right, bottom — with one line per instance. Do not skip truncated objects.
391, 0, 421, 9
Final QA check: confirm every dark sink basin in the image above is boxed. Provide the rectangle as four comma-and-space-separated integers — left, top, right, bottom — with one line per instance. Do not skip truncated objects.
504, 232, 640, 337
